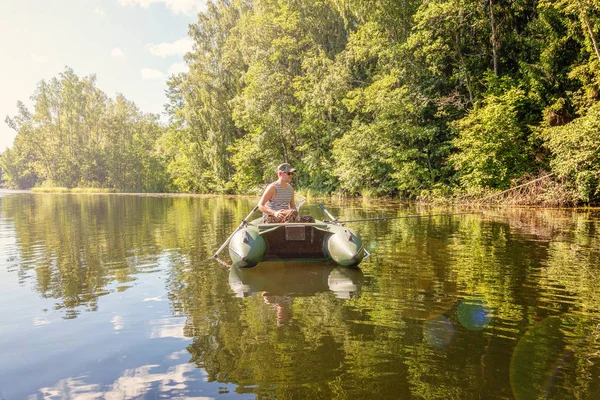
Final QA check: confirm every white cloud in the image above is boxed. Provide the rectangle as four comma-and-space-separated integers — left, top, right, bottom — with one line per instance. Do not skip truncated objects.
30, 53, 48, 64
119, 0, 206, 15
168, 62, 188, 75
141, 68, 165, 80
146, 37, 193, 58
94, 7, 106, 16
111, 48, 126, 59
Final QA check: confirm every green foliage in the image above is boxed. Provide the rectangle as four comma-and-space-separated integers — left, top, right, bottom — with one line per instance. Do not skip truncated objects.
541, 102, 600, 202
228, 131, 270, 192
450, 88, 535, 191
332, 124, 394, 195
159, 0, 600, 202
0, 145, 39, 189
3, 68, 167, 192
4, 0, 600, 203
162, 1, 247, 193
229, 0, 320, 189
293, 52, 350, 192
31, 187, 70, 193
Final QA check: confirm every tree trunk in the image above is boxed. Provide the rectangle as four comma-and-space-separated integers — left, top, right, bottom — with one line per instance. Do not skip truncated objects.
489, 0, 499, 75
583, 14, 600, 63
455, 30, 474, 104
280, 118, 288, 162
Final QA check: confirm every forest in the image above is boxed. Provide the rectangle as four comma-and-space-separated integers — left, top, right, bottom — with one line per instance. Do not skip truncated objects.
1, 0, 599, 204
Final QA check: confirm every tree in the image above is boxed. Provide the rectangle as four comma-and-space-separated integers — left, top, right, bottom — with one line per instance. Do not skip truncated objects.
164, 0, 249, 193
3, 68, 167, 191
450, 88, 535, 191
540, 101, 600, 203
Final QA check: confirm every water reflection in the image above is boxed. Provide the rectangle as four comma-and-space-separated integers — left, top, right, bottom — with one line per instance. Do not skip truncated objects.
229, 262, 364, 299
1, 193, 600, 399
510, 315, 600, 400
36, 358, 244, 399
0, 193, 243, 318
229, 262, 364, 327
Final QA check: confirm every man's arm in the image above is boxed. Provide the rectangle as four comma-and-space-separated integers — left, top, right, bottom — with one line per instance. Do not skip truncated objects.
289, 188, 296, 211
258, 184, 278, 216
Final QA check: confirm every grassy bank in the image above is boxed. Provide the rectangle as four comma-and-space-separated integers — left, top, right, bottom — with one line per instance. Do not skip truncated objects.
32, 187, 117, 194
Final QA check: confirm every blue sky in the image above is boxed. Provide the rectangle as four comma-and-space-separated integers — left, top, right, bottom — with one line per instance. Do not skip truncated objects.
0, 0, 206, 151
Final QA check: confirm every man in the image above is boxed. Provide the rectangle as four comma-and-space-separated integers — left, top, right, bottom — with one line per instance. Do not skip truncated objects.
258, 163, 314, 223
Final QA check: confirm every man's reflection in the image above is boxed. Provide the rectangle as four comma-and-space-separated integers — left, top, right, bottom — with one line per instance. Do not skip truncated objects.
263, 294, 293, 327
229, 262, 364, 326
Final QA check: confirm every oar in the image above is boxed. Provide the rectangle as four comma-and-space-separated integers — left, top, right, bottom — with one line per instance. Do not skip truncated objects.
324, 211, 481, 224
213, 205, 258, 258
213, 255, 231, 267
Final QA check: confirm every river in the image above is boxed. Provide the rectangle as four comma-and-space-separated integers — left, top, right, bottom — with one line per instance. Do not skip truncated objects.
0, 192, 599, 399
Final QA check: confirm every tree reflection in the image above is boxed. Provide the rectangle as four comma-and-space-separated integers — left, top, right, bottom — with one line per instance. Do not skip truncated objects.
172, 204, 600, 399
3, 194, 600, 398
0, 194, 249, 318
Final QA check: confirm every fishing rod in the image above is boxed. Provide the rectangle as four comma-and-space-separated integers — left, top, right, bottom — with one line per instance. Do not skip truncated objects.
319, 204, 339, 223
323, 211, 481, 224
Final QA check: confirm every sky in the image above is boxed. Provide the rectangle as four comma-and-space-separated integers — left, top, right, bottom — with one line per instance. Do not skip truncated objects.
0, 0, 207, 151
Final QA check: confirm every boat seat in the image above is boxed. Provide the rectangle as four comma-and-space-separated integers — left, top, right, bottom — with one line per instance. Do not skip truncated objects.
257, 222, 329, 231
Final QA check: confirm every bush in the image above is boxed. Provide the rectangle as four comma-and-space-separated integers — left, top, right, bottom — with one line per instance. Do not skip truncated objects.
541, 102, 600, 203
450, 88, 535, 192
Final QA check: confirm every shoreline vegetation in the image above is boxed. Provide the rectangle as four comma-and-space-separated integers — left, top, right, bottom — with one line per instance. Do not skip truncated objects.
2, 170, 597, 207
2, 1, 599, 207
31, 187, 115, 194
11, 173, 594, 209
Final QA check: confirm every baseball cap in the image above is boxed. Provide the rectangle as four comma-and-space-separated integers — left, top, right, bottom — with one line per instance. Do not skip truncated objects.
276, 163, 297, 174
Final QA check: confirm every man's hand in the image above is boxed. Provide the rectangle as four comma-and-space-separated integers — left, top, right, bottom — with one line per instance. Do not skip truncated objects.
274, 209, 293, 218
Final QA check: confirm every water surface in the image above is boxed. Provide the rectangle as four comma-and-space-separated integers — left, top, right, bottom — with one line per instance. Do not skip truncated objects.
1, 192, 599, 399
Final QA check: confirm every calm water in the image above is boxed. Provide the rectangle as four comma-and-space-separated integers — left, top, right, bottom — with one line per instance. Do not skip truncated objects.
1, 192, 600, 399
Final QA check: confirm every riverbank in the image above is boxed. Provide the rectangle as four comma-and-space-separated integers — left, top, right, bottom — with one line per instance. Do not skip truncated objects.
2, 174, 596, 208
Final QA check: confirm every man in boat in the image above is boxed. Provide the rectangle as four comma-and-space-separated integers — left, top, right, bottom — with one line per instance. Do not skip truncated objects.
258, 163, 315, 223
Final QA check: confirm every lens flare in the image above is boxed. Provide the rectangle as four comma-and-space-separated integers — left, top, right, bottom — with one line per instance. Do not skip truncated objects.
423, 315, 454, 348
510, 316, 566, 400
457, 298, 491, 331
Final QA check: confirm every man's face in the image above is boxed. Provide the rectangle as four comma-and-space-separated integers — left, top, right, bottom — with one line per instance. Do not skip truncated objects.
280, 171, 294, 182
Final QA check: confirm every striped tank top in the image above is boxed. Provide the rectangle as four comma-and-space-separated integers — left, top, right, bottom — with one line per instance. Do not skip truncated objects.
265, 182, 293, 215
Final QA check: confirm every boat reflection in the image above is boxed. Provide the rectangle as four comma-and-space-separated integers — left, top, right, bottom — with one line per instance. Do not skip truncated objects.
228, 261, 364, 300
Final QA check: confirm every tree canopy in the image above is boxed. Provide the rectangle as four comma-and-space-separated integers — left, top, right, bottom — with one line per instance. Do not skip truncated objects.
2, 67, 168, 191
2, 0, 599, 203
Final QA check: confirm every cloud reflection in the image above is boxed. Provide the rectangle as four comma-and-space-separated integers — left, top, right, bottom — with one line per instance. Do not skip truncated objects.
167, 349, 189, 360
148, 317, 187, 339
143, 297, 163, 302
112, 316, 125, 331
33, 316, 50, 327
38, 363, 214, 399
